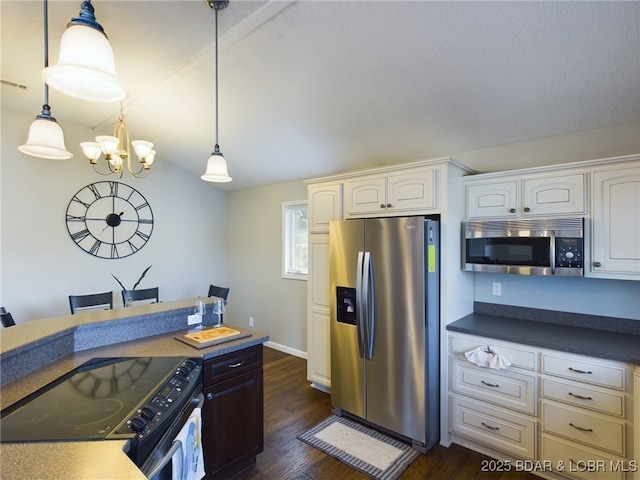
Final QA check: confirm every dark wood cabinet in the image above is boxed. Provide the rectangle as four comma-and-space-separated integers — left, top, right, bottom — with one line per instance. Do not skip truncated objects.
202, 345, 264, 479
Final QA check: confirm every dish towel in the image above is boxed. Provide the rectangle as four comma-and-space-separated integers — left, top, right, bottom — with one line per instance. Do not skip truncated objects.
465, 345, 512, 369
171, 407, 205, 480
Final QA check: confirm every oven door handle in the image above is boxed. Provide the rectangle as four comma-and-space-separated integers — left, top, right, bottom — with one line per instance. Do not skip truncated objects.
145, 392, 204, 480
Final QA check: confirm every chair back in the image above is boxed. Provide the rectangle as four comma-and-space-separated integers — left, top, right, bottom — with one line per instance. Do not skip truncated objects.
208, 285, 230, 301
122, 287, 159, 306
1, 307, 15, 327
69, 292, 113, 315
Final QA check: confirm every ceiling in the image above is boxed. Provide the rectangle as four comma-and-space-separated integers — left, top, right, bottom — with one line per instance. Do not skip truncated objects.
2, 0, 639, 191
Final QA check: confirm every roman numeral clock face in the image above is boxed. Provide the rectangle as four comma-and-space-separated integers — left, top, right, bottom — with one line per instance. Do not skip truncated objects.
65, 181, 154, 259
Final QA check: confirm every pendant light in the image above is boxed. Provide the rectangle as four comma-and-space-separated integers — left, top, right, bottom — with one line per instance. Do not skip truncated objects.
18, 0, 73, 160
201, 0, 232, 183
42, 0, 125, 103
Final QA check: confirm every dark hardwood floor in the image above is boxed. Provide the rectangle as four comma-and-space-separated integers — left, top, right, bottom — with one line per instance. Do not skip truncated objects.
232, 347, 539, 480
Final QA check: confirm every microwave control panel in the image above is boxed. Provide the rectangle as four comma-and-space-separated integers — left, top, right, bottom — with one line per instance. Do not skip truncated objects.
556, 237, 583, 268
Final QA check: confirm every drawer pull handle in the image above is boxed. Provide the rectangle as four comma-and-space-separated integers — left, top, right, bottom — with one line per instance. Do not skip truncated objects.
568, 367, 592, 374
569, 422, 593, 432
481, 422, 500, 431
568, 392, 593, 401
481, 380, 500, 388
228, 361, 245, 368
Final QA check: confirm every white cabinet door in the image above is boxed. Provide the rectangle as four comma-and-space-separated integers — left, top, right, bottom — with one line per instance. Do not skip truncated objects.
307, 235, 331, 390
386, 167, 437, 212
522, 174, 586, 217
590, 167, 640, 279
308, 183, 342, 233
466, 181, 518, 218
467, 174, 585, 219
344, 175, 386, 216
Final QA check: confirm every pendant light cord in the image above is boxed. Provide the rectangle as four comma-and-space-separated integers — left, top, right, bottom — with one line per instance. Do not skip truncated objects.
43, 0, 49, 108
214, 6, 219, 148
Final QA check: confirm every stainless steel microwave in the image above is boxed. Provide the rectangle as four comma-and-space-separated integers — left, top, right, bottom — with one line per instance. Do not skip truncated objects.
463, 217, 584, 276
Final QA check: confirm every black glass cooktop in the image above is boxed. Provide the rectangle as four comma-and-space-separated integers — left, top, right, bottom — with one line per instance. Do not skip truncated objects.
1, 357, 185, 442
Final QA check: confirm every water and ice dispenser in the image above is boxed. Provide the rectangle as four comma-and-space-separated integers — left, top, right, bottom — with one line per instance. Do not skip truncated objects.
336, 287, 357, 325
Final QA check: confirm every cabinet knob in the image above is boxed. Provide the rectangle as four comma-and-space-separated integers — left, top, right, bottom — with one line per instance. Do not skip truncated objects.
207, 393, 214, 400
593, 261, 602, 268
524, 207, 531, 213
509, 208, 516, 213
380, 204, 386, 209
386, 203, 392, 208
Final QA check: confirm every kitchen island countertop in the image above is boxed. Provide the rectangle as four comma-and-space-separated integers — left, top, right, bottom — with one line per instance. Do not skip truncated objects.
447, 303, 640, 365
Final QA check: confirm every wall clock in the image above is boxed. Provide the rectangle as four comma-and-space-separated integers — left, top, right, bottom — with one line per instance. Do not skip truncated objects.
65, 181, 154, 259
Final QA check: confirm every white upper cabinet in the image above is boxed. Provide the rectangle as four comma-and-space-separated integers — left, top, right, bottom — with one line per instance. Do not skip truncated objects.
308, 183, 343, 234
466, 173, 586, 219
589, 166, 640, 279
344, 166, 437, 218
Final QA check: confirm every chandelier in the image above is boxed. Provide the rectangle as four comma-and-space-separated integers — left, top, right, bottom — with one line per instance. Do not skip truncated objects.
201, 0, 232, 183
80, 104, 155, 178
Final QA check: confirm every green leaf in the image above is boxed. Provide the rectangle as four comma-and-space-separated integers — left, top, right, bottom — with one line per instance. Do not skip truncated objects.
132, 265, 152, 291
111, 274, 127, 291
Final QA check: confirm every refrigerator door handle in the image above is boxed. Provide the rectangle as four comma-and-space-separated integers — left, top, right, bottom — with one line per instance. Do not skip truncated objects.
363, 252, 374, 360
356, 251, 366, 358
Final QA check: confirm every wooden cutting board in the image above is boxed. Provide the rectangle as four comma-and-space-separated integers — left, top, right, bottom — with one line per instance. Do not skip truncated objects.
175, 326, 251, 349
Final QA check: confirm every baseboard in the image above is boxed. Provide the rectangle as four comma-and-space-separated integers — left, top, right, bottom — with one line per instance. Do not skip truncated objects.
264, 341, 307, 359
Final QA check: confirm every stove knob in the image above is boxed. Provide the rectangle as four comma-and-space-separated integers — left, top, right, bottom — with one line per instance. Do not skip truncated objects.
183, 359, 197, 369
177, 366, 190, 377
140, 407, 157, 421
130, 417, 147, 433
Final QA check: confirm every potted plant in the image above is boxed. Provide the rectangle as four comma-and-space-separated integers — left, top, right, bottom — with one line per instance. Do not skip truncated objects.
112, 265, 152, 307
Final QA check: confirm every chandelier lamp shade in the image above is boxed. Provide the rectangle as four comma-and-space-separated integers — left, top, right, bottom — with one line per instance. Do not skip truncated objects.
18, 0, 73, 160
42, 0, 126, 103
80, 104, 155, 178
201, 0, 232, 183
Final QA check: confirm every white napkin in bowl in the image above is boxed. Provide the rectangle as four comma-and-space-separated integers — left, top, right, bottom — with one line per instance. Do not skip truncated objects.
465, 345, 512, 369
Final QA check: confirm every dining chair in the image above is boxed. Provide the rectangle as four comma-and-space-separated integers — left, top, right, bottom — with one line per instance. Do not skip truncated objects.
1, 307, 15, 327
122, 287, 159, 306
207, 284, 230, 301
69, 292, 114, 315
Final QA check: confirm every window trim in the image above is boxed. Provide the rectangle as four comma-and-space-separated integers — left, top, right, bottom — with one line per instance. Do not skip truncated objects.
282, 200, 308, 281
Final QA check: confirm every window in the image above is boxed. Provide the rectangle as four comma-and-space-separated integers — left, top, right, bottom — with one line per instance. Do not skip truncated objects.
282, 201, 308, 280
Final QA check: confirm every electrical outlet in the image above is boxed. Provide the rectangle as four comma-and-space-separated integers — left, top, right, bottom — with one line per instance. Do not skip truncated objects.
249, 316, 254, 327
492, 282, 502, 296
187, 314, 202, 325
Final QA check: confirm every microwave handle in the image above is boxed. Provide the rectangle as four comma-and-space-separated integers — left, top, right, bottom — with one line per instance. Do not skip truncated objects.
549, 231, 556, 275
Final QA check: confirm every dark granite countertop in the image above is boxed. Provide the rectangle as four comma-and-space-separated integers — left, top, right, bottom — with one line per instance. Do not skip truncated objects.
447, 303, 640, 365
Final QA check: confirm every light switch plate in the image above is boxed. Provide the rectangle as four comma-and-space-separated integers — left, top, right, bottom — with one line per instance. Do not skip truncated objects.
187, 314, 202, 326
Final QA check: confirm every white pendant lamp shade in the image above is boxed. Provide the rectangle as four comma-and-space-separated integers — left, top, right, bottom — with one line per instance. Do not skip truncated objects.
18, 117, 73, 160
201, 150, 232, 183
42, 1, 125, 103
42, 24, 125, 102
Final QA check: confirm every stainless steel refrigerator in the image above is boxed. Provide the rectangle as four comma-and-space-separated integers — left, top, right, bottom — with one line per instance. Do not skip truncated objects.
329, 216, 440, 453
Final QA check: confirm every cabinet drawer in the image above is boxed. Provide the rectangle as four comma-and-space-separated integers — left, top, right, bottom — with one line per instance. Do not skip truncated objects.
542, 354, 626, 390
451, 358, 536, 414
542, 378, 624, 417
541, 435, 625, 480
203, 345, 263, 386
450, 395, 536, 459
542, 402, 625, 455
450, 335, 537, 370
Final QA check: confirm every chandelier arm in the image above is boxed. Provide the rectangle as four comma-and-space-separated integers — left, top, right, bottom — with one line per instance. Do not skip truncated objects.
92, 162, 122, 177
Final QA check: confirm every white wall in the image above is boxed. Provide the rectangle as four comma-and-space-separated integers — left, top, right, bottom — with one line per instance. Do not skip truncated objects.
473, 273, 640, 320
225, 180, 308, 354
1, 109, 228, 322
